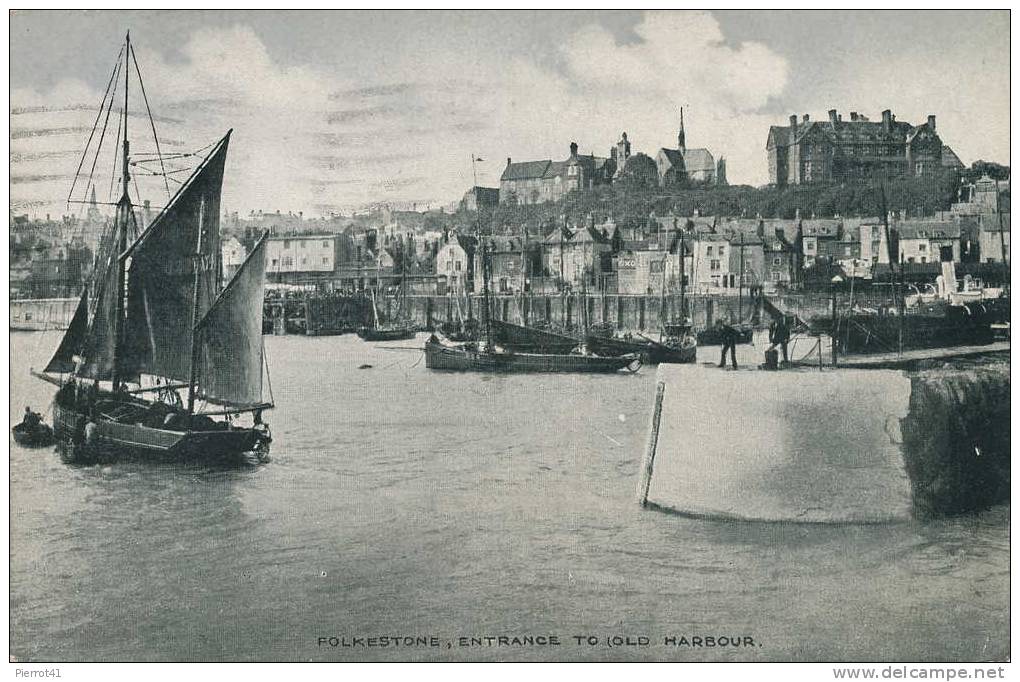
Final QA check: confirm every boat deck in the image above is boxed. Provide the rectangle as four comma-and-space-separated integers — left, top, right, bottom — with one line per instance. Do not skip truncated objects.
794, 341, 1010, 370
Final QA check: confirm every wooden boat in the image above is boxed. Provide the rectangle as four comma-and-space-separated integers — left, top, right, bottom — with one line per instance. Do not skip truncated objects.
357, 281, 416, 341
32, 35, 273, 465
12, 421, 55, 447
490, 318, 579, 354
424, 335, 640, 374
424, 242, 640, 374
583, 327, 695, 364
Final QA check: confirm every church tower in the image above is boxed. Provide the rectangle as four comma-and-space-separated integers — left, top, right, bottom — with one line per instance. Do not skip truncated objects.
678, 107, 686, 152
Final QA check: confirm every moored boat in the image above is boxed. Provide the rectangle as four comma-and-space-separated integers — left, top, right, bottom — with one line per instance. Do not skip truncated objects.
424, 335, 640, 373
490, 318, 579, 354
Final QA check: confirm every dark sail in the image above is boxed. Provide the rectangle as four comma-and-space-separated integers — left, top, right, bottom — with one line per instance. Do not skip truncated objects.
80, 255, 121, 380
43, 288, 89, 374
195, 235, 267, 407
122, 132, 230, 382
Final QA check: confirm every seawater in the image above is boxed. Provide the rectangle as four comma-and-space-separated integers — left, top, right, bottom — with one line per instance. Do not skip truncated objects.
9, 332, 1008, 662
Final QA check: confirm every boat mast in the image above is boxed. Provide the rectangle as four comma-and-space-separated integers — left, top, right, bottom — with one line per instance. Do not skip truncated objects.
737, 232, 745, 323
679, 227, 686, 321
480, 240, 493, 349
186, 197, 206, 416
111, 32, 132, 391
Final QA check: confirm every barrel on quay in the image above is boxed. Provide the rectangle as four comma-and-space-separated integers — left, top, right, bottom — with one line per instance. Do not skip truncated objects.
638, 362, 1009, 522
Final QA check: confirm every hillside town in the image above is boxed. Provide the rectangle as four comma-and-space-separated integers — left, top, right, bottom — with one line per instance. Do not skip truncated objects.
9, 108, 1010, 302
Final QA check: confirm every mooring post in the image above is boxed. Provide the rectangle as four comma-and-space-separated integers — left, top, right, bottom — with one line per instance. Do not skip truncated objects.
637, 378, 666, 508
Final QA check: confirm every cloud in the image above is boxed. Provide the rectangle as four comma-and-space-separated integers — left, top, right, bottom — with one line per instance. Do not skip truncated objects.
17, 11, 1005, 219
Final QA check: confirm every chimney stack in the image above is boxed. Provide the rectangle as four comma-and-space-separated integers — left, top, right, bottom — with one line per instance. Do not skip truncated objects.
507, 157, 512, 166
789, 114, 798, 127
569, 141, 578, 157
850, 111, 858, 121
828, 109, 838, 125
802, 114, 810, 123
927, 114, 936, 131
881, 109, 892, 132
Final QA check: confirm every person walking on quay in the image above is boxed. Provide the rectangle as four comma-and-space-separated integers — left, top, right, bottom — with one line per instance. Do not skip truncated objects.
716, 318, 739, 370
769, 314, 791, 365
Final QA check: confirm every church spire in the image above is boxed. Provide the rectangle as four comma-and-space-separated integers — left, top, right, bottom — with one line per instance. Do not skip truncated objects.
678, 107, 686, 152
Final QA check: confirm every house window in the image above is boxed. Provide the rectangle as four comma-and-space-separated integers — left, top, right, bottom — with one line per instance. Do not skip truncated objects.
322, 257, 329, 265
844, 246, 851, 256
283, 240, 290, 248
772, 271, 781, 281
920, 257, 927, 263
918, 243, 926, 252
271, 259, 279, 267
710, 259, 721, 271
323, 240, 329, 248
806, 242, 815, 252
718, 246, 725, 256
773, 257, 782, 266
707, 246, 713, 256
455, 261, 462, 271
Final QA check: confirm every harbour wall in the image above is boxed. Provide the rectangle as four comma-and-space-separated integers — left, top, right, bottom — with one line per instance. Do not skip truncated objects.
292, 292, 841, 335
641, 362, 1010, 521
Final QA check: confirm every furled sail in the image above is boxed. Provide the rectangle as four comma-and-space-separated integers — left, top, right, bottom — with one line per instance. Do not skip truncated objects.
195, 235, 267, 407
43, 288, 89, 374
121, 132, 231, 382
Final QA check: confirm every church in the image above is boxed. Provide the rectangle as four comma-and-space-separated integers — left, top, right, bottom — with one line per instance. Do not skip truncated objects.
655, 108, 726, 187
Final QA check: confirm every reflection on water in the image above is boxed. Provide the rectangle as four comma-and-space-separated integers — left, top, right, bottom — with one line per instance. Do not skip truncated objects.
9, 332, 1008, 662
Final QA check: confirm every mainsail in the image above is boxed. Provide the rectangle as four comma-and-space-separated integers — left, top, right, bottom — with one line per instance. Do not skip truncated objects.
80, 253, 123, 380
43, 288, 89, 374
195, 235, 268, 407
121, 132, 231, 382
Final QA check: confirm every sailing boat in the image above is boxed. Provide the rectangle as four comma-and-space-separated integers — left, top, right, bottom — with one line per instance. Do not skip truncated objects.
586, 229, 697, 364
32, 35, 273, 463
357, 241, 416, 341
426, 242, 640, 373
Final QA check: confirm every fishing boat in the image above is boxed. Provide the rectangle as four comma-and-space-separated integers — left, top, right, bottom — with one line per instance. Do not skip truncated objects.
424, 243, 640, 374
357, 257, 416, 341
586, 228, 697, 364
31, 34, 273, 464
489, 318, 579, 354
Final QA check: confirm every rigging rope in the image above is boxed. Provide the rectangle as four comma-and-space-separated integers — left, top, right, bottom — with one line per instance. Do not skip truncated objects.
129, 42, 171, 200
83, 55, 122, 211
68, 45, 123, 207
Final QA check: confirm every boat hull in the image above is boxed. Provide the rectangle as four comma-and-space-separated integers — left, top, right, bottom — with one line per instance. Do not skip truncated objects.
424, 339, 639, 373
812, 306, 995, 355
585, 334, 697, 364
357, 327, 417, 341
12, 423, 55, 447
489, 319, 579, 354
53, 401, 265, 464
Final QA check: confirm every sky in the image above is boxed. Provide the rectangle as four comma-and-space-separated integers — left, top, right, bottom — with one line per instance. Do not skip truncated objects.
9, 10, 1010, 218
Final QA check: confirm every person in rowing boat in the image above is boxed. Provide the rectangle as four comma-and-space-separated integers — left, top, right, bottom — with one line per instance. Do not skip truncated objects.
21, 406, 41, 430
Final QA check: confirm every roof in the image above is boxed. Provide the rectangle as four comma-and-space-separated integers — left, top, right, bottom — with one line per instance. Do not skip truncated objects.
657, 147, 714, 173
941, 145, 965, 169
767, 118, 924, 150
895, 220, 962, 240
501, 160, 552, 181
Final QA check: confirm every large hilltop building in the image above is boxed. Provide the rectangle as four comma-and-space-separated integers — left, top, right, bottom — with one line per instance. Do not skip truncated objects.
766, 108, 960, 186
498, 142, 614, 205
